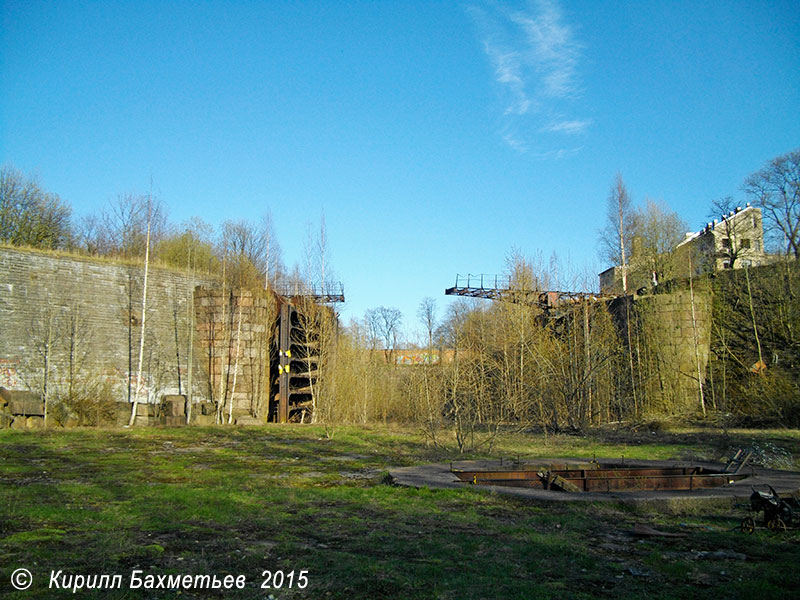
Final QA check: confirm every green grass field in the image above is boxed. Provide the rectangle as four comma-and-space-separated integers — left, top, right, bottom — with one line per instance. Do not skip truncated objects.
1, 424, 799, 599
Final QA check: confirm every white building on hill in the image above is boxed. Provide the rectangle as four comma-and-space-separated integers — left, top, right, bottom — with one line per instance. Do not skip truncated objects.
599, 204, 768, 294
675, 204, 767, 272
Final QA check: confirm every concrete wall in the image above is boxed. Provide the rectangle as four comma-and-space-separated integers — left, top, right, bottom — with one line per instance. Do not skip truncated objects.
610, 285, 712, 415
194, 287, 278, 422
0, 247, 217, 414
639, 287, 712, 414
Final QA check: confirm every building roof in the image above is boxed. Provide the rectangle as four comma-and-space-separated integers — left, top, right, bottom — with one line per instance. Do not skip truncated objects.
675, 204, 758, 250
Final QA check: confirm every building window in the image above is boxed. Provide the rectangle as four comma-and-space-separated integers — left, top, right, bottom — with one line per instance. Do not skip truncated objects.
721, 238, 730, 248
741, 238, 751, 249
755, 240, 761, 252
722, 261, 731, 269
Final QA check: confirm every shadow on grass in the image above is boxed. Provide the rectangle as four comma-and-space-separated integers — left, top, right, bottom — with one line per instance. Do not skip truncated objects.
1, 425, 799, 599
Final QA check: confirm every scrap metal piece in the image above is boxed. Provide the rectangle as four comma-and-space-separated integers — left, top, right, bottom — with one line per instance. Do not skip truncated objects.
724, 449, 753, 475
538, 470, 583, 493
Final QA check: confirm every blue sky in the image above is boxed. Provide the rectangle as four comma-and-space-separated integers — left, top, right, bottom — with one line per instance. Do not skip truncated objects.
2, 0, 799, 342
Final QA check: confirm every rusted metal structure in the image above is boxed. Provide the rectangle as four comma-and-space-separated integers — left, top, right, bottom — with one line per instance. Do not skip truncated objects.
724, 448, 752, 474
452, 462, 750, 493
392, 458, 800, 504
741, 486, 800, 533
274, 282, 345, 304
272, 283, 343, 423
444, 273, 616, 315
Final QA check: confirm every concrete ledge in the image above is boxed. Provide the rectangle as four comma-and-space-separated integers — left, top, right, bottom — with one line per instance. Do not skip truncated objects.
390, 458, 800, 505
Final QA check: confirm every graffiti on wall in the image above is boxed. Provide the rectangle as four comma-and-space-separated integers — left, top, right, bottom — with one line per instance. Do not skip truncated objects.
395, 351, 439, 366
0, 358, 20, 388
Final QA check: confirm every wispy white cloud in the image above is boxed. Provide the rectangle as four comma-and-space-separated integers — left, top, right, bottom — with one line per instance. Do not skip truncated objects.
510, 0, 581, 99
532, 146, 583, 160
502, 130, 530, 152
469, 0, 590, 155
545, 118, 592, 134
483, 43, 531, 115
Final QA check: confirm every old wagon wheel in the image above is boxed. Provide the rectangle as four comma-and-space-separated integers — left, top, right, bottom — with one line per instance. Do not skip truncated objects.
767, 518, 787, 533
741, 516, 756, 534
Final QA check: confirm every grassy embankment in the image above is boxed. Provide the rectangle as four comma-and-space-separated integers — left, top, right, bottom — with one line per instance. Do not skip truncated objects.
1, 424, 799, 599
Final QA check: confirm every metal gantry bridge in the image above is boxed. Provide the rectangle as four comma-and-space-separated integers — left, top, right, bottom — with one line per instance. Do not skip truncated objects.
274, 281, 345, 304
444, 273, 617, 312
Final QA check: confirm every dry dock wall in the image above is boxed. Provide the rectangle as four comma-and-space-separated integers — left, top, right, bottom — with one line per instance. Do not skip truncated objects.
1, 246, 714, 426
0, 247, 217, 422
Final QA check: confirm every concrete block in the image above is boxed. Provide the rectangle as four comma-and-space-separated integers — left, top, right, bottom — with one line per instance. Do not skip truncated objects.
198, 402, 216, 416
161, 395, 186, 416
114, 403, 132, 426
162, 394, 185, 403
162, 415, 185, 427
231, 407, 250, 420
26, 416, 44, 429
235, 416, 263, 426
192, 414, 215, 426
136, 403, 156, 417
1, 389, 44, 416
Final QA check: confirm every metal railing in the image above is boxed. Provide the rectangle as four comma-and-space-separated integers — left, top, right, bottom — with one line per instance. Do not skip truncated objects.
452, 274, 512, 290
273, 281, 344, 302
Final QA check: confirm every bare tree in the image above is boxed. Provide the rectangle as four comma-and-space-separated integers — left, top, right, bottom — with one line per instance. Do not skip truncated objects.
29, 306, 60, 427
633, 197, 689, 284
261, 212, 283, 289
744, 148, 800, 258
75, 214, 104, 255
99, 193, 167, 259
417, 297, 438, 350
599, 174, 635, 293
302, 213, 335, 294
61, 300, 93, 418
367, 306, 403, 364
220, 219, 264, 287
597, 176, 638, 412
128, 199, 154, 426
227, 299, 244, 424
708, 197, 749, 269
294, 215, 339, 424
216, 215, 285, 288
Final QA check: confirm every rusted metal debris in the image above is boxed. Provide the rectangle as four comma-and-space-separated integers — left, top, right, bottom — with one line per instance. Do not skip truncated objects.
444, 274, 617, 308
453, 464, 750, 493
538, 470, 583, 493
723, 448, 752, 475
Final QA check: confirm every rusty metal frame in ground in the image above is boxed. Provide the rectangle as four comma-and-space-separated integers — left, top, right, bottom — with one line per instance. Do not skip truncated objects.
390, 458, 800, 504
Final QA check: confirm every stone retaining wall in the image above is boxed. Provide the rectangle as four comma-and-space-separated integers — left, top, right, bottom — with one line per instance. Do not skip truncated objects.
0, 247, 217, 424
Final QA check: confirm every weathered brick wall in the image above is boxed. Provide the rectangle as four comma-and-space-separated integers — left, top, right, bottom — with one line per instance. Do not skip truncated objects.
194, 287, 278, 422
0, 247, 217, 411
